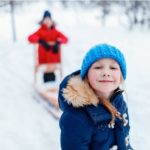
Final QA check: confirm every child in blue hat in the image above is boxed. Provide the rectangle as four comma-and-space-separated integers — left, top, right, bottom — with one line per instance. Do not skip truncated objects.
58, 43, 133, 150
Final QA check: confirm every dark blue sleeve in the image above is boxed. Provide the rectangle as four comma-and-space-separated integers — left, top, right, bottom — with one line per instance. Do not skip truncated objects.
115, 96, 133, 150
59, 108, 93, 150
124, 109, 133, 150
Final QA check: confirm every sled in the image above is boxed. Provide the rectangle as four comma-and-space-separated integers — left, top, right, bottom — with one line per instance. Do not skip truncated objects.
32, 44, 62, 119
33, 86, 62, 120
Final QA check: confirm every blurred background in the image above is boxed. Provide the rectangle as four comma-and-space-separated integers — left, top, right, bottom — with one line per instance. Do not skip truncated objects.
0, 0, 150, 150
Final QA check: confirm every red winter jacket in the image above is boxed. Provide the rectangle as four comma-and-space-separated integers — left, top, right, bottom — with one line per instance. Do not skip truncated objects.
28, 24, 68, 64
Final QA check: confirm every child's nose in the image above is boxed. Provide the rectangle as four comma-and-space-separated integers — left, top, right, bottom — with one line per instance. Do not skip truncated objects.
103, 73, 110, 77
102, 69, 110, 77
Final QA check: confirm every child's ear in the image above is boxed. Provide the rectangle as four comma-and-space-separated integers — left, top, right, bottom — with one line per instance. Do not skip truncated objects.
120, 75, 124, 84
84, 76, 89, 83
84, 76, 92, 87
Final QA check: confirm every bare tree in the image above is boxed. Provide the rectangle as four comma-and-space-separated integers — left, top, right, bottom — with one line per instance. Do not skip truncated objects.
10, 0, 17, 42
0, 0, 24, 42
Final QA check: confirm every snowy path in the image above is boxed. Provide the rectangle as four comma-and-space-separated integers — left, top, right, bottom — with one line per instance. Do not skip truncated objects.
0, 3, 150, 149
0, 43, 60, 150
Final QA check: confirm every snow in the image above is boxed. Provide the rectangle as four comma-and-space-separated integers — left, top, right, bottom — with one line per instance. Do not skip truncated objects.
0, 2, 150, 150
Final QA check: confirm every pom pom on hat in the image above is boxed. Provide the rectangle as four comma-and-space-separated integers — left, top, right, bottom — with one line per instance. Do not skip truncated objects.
80, 43, 127, 80
43, 10, 51, 19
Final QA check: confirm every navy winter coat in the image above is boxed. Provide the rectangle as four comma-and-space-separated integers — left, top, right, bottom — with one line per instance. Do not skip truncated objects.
59, 70, 133, 150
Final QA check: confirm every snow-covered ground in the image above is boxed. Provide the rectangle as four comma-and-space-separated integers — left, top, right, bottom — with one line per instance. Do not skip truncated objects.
0, 2, 150, 150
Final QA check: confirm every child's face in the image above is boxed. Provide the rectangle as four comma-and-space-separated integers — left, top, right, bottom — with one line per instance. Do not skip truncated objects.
43, 17, 53, 28
87, 58, 122, 99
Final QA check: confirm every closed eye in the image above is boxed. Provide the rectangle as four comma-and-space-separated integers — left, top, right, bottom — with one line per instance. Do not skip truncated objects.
93, 66, 103, 69
110, 66, 118, 70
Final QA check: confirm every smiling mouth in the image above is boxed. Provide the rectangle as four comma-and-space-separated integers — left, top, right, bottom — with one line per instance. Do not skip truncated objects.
98, 80, 113, 83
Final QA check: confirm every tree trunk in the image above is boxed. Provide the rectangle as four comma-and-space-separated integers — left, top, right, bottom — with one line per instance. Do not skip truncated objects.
10, 0, 17, 42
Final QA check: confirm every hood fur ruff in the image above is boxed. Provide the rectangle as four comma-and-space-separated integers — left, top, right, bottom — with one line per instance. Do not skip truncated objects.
62, 75, 99, 107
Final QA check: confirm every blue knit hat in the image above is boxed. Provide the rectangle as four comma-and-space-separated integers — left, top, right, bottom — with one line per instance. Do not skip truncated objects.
80, 43, 127, 80
43, 10, 51, 19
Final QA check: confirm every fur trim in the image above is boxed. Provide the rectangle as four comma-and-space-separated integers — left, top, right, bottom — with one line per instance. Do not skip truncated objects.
62, 75, 99, 107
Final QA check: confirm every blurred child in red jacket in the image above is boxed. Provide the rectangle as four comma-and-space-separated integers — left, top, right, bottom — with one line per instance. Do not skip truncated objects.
28, 10, 68, 83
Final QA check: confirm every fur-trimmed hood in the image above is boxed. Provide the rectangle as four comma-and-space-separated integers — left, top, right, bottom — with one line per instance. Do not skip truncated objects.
62, 74, 99, 107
